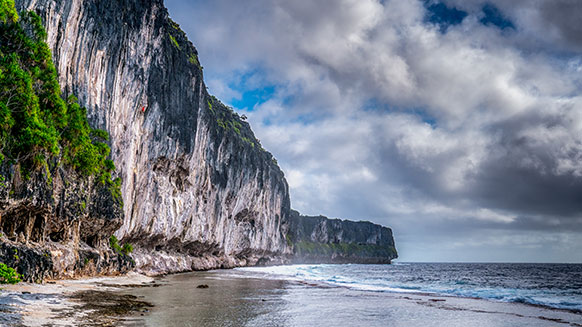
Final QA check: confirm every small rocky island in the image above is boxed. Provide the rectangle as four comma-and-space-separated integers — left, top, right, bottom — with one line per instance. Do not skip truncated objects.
0, 0, 397, 282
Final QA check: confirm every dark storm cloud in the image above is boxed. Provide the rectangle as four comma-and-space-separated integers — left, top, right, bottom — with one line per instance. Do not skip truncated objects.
165, 0, 582, 261
444, 0, 582, 52
540, 0, 582, 51
471, 132, 582, 219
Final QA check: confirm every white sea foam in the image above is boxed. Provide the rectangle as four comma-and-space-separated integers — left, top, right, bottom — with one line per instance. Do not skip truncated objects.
236, 264, 419, 293
236, 263, 582, 311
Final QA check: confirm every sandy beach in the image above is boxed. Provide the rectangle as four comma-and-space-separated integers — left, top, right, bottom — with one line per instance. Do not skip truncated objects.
0, 273, 155, 326
2, 267, 582, 327
127, 269, 582, 327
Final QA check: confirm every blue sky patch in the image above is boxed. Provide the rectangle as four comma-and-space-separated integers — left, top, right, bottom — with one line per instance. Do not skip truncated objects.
230, 86, 275, 111
219, 68, 279, 111
424, 1, 468, 33
480, 4, 515, 30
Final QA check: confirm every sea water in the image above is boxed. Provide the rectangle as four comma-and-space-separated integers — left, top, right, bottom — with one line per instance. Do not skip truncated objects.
127, 263, 582, 327
237, 263, 582, 311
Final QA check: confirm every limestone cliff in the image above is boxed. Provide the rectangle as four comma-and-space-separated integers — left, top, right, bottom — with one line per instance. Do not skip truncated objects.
0, 165, 133, 282
289, 210, 398, 264
0, 1, 132, 282
16, 0, 290, 274
10, 0, 397, 275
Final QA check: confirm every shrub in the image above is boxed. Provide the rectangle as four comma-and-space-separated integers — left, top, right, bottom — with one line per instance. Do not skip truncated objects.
0, 1, 120, 199
109, 235, 122, 253
0, 262, 21, 284
109, 235, 133, 256
188, 53, 199, 68
121, 243, 133, 255
168, 34, 180, 50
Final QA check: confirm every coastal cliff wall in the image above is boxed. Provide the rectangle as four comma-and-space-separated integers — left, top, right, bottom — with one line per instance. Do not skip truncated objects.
17, 0, 290, 273
0, 2, 133, 281
7, 0, 398, 276
0, 166, 133, 281
289, 210, 398, 264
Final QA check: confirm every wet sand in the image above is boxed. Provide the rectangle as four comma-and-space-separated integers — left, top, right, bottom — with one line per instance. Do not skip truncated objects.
0, 273, 154, 326
128, 270, 582, 327
2, 270, 582, 326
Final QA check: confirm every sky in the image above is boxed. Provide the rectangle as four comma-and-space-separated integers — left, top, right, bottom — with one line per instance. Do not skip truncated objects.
164, 0, 582, 263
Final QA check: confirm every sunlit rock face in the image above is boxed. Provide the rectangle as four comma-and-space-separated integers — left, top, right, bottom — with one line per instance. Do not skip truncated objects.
15, 0, 396, 274
17, 0, 291, 274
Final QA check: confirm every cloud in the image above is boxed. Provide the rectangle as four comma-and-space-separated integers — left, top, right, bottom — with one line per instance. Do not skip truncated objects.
540, 0, 582, 51
443, 0, 582, 52
166, 0, 582, 262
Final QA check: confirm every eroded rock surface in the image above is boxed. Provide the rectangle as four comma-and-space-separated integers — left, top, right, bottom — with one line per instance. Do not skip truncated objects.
288, 210, 398, 264
0, 165, 132, 281
17, 0, 290, 274
7, 0, 397, 276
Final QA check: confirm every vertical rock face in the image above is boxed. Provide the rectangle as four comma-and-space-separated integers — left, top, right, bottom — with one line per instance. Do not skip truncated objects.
0, 165, 132, 281
288, 210, 398, 264
17, 0, 291, 273
13, 0, 397, 275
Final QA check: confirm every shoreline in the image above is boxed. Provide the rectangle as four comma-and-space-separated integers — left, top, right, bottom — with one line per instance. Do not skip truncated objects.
131, 268, 582, 327
1, 264, 581, 326
236, 263, 582, 313
0, 273, 156, 326
233, 268, 582, 322
293, 278, 582, 316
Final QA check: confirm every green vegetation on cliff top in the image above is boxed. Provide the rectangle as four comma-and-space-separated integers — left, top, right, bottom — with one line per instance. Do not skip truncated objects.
168, 17, 201, 70
207, 95, 269, 151
0, 0, 120, 192
294, 241, 397, 258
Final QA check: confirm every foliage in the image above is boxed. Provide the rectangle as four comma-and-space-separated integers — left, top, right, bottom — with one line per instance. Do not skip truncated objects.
109, 235, 133, 256
294, 241, 398, 258
188, 53, 199, 68
207, 96, 245, 135
108, 177, 122, 204
169, 18, 180, 31
63, 96, 114, 181
109, 235, 122, 253
0, 262, 21, 284
168, 34, 180, 50
167, 17, 203, 69
0, 2, 119, 195
204, 96, 280, 166
0, 0, 17, 24
241, 137, 254, 148
121, 243, 133, 255
207, 100, 214, 113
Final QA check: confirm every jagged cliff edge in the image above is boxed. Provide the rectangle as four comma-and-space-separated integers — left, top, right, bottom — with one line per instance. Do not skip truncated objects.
7, 0, 396, 277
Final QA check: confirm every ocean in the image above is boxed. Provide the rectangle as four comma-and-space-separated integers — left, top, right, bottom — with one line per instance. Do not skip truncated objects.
126, 263, 582, 327
238, 263, 582, 312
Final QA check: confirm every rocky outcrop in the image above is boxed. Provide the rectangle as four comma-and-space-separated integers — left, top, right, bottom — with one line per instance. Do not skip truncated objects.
288, 210, 398, 264
0, 164, 132, 281
16, 0, 290, 274
9, 0, 397, 276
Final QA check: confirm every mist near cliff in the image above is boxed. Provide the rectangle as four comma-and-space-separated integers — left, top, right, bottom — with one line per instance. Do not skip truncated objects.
164, 0, 582, 262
